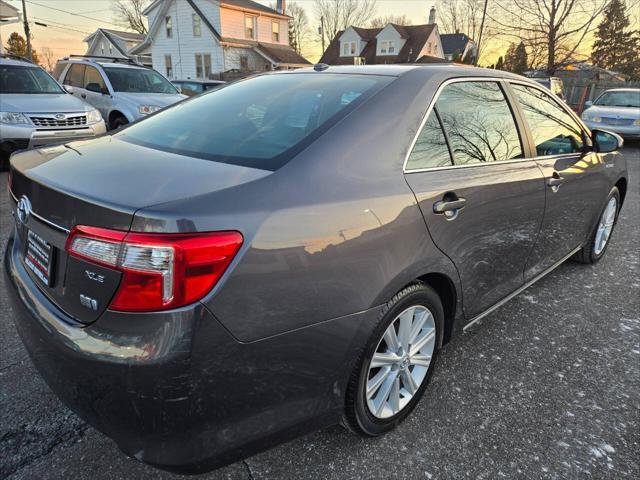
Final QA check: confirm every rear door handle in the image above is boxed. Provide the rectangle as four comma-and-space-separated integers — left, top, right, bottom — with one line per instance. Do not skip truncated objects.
433, 198, 467, 214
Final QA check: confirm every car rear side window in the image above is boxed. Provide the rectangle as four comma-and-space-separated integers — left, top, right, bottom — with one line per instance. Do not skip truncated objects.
119, 73, 391, 170
436, 81, 523, 165
65, 64, 86, 88
406, 109, 452, 170
511, 84, 584, 156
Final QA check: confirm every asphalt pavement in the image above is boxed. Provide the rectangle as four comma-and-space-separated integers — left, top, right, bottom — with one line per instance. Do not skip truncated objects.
1, 146, 639, 480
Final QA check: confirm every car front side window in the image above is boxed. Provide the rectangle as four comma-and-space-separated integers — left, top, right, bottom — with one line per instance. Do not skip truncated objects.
511, 84, 585, 157
435, 81, 523, 165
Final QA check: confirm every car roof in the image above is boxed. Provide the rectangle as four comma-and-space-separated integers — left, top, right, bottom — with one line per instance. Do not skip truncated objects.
288, 64, 532, 82
600, 88, 640, 93
60, 58, 146, 70
0, 56, 39, 67
173, 79, 225, 84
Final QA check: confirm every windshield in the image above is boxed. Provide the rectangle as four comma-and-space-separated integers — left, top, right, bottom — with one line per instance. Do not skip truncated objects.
0, 65, 64, 94
594, 91, 640, 108
103, 67, 178, 94
119, 73, 390, 170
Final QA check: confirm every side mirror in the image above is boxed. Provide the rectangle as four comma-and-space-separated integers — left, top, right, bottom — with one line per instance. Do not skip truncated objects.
86, 83, 107, 94
64, 85, 74, 94
584, 100, 593, 108
592, 129, 623, 153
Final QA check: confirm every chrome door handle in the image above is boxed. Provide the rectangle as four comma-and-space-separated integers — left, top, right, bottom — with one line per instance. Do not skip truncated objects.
547, 174, 564, 187
433, 198, 467, 214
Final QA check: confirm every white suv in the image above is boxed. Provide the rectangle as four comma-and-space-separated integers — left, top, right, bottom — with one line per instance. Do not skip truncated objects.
0, 55, 106, 169
54, 56, 186, 130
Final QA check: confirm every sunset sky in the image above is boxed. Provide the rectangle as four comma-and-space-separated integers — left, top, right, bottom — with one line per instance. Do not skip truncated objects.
1, 0, 631, 67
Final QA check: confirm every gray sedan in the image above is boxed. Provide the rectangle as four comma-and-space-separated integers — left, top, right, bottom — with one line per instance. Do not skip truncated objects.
582, 88, 640, 139
4, 65, 628, 474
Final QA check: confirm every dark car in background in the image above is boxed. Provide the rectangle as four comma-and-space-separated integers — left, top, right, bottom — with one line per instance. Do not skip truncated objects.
172, 79, 226, 96
5, 65, 628, 473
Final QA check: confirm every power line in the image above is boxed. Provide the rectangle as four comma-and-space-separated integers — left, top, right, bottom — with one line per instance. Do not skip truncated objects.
26, 0, 120, 27
31, 16, 92, 35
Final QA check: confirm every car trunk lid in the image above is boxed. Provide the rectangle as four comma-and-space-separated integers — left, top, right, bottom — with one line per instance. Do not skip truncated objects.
9, 136, 270, 324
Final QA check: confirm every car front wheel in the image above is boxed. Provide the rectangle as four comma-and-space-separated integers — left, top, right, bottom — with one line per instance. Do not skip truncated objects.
344, 283, 443, 436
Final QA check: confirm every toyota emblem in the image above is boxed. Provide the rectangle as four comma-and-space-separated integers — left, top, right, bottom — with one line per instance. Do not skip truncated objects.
16, 196, 32, 225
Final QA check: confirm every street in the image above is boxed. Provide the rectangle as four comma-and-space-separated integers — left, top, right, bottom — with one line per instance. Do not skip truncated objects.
1, 146, 639, 480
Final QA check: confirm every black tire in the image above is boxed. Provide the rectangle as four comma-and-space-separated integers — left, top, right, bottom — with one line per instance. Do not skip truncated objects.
573, 186, 620, 264
110, 115, 129, 131
343, 282, 444, 436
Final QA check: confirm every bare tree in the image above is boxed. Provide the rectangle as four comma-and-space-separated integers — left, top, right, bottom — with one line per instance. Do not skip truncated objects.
112, 0, 152, 34
276, 2, 311, 55
40, 46, 56, 72
436, 0, 495, 62
314, 0, 377, 48
369, 14, 412, 28
490, 0, 608, 74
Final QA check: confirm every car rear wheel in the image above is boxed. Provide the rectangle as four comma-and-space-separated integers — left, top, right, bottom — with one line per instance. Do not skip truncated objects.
343, 283, 443, 436
574, 186, 620, 264
110, 115, 129, 131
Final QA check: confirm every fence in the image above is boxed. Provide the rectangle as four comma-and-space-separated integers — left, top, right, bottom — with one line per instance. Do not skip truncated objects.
560, 76, 640, 114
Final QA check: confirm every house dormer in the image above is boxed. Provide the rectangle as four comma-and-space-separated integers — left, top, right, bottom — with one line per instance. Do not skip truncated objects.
375, 24, 407, 56
339, 27, 365, 57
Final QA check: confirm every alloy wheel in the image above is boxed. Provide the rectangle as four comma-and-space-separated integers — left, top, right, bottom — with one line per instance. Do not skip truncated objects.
594, 196, 617, 256
365, 305, 436, 419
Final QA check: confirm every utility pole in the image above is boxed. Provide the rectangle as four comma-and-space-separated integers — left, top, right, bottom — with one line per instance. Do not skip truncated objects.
21, 0, 33, 61
319, 16, 325, 53
475, 0, 489, 66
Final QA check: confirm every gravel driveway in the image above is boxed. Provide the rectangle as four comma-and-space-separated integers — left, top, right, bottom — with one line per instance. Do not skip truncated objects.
1, 146, 638, 480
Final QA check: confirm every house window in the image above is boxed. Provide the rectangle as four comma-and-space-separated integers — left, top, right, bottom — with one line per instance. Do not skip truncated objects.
109, 44, 113, 55
195, 53, 212, 79
342, 41, 357, 56
240, 55, 249, 70
272, 21, 280, 43
101, 42, 105, 55
245, 16, 256, 39
427, 41, 432, 54
165, 55, 173, 77
380, 41, 396, 55
193, 13, 202, 37
166, 16, 173, 38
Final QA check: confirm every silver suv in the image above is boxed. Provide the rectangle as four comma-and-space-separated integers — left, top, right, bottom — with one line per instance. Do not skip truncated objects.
54, 56, 186, 130
0, 54, 106, 168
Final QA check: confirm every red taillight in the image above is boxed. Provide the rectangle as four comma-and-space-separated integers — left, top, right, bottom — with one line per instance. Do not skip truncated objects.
66, 226, 243, 312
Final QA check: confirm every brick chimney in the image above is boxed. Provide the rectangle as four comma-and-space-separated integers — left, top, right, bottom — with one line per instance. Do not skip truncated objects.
277, 0, 286, 14
429, 5, 436, 24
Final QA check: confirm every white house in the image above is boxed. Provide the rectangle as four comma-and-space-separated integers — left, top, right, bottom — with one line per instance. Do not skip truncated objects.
84, 28, 151, 66
0, 0, 21, 54
319, 23, 445, 66
131, 0, 309, 80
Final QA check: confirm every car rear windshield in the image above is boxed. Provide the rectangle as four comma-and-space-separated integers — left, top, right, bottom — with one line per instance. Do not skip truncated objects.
102, 66, 178, 94
0, 65, 64, 94
594, 91, 640, 108
118, 73, 391, 170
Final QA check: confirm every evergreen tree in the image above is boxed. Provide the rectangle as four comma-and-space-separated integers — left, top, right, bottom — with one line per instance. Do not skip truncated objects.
592, 0, 640, 79
512, 41, 529, 74
5, 32, 40, 64
503, 44, 516, 72
495, 56, 505, 71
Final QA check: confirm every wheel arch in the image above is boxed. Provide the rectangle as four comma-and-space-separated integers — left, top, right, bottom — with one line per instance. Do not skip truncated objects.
615, 177, 627, 206
108, 109, 131, 127
416, 272, 458, 345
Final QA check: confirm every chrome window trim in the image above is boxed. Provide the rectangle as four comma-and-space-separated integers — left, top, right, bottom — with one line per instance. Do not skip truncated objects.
9, 187, 70, 234
403, 76, 536, 174
403, 76, 591, 174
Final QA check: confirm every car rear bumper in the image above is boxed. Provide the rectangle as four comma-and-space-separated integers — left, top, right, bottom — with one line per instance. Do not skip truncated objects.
4, 226, 378, 473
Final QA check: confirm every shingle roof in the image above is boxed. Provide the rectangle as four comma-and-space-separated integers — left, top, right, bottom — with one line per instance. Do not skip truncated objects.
319, 24, 438, 65
100, 29, 146, 42
440, 33, 471, 56
221, 0, 288, 17
221, 37, 310, 65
